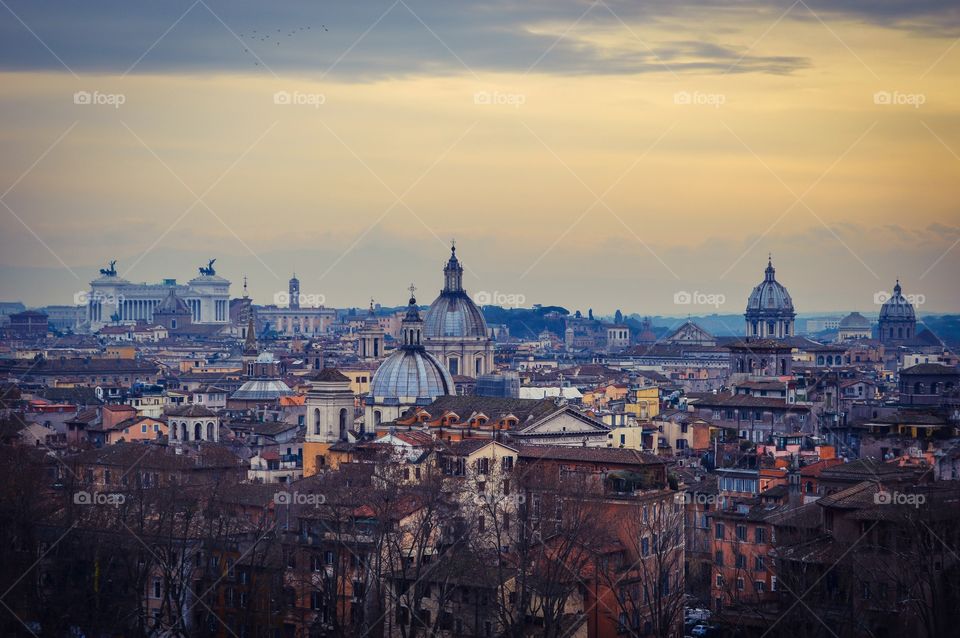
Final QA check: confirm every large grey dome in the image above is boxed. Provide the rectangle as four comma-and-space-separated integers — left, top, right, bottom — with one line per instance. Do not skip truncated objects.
369, 348, 453, 405
423, 246, 489, 339
879, 281, 916, 321
424, 292, 488, 338
746, 259, 794, 314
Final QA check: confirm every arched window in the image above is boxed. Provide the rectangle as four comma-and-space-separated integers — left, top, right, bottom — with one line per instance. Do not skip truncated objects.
475, 356, 484, 375
898, 327, 903, 338
817, 356, 825, 366
374, 410, 382, 426
339, 408, 348, 440
206, 422, 215, 440
181, 423, 188, 441
931, 382, 940, 394
914, 382, 925, 395
194, 423, 202, 440
448, 357, 459, 376
313, 408, 321, 435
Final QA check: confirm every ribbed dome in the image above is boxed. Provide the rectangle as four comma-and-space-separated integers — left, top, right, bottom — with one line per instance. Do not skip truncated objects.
231, 379, 294, 401
879, 281, 916, 321
838, 312, 871, 329
370, 348, 453, 403
746, 259, 794, 314
423, 245, 489, 338
424, 292, 488, 338
156, 287, 190, 314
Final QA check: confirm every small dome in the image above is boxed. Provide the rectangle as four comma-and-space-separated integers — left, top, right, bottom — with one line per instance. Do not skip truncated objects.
156, 287, 190, 315
838, 312, 871, 329
231, 379, 294, 401
879, 281, 916, 321
746, 258, 794, 314
370, 348, 453, 404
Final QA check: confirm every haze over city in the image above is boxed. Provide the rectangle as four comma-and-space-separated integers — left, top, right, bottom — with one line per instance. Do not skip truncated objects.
1, 5, 959, 638
1, 0, 958, 313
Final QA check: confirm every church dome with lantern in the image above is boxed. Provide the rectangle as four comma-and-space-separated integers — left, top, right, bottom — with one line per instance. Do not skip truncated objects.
744, 256, 796, 339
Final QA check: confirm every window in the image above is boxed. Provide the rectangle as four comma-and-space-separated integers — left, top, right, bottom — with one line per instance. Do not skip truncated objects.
641, 537, 649, 557
715, 523, 725, 539
755, 527, 766, 544
755, 556, 764, 572
715, 574, 723, 587
736, 525, 747, 541
152, 578, 162, 599
755, 580, 766, 593
714, 550, 723, 566
735, 554, 746, 569
737, 577, 744, 591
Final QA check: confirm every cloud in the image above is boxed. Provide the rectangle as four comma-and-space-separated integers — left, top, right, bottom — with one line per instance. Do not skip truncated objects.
0, 0, 952, 78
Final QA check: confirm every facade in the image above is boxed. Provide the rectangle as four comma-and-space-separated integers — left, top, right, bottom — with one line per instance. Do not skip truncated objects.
166, 404, 220, 442
85, 260, 230, 332
423, 245, 494, 377
744, 257, 796, 339
877, 280, 917, 345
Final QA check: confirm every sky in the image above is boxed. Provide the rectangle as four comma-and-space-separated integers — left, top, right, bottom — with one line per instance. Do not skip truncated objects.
0, 0, 958, 316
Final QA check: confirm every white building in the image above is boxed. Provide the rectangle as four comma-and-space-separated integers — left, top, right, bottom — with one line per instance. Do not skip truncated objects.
84, 260, 230, 332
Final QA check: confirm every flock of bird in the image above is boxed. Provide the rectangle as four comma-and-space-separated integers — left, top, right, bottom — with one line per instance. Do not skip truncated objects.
238, 25, 329, 65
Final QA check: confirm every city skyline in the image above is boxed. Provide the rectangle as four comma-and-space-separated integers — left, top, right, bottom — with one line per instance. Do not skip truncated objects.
0, 1, 958, 313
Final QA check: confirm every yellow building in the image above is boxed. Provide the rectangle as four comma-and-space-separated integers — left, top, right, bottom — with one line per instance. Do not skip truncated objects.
105, 345, 136, 359
625, 386, 660, 420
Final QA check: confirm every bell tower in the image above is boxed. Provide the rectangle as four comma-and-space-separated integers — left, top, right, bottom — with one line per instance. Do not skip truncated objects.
303, 368, 355, 476
359, 299, 385, 360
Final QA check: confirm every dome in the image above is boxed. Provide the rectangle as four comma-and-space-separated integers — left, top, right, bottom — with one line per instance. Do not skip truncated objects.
424, 292, 488, 338
369, 348, 453, 404
746, 258, 795, 315
156, 287, 190, 315
423, 245, 489, 339
879, 281, 916, 321
838, 312, 871, 329
231, 379, 294, 401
